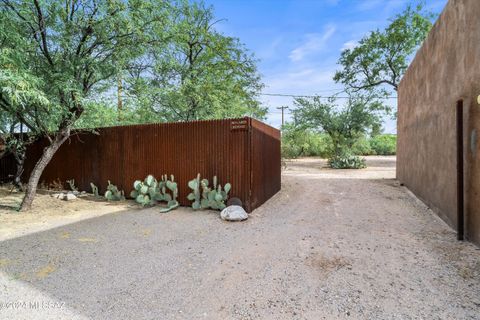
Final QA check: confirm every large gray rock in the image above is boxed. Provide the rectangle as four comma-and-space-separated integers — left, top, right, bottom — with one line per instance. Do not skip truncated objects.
65, 193, 77, 201
220, 205, 248, 221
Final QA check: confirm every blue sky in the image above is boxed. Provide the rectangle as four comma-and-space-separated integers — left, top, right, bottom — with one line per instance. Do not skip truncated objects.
204, 0, 448, 133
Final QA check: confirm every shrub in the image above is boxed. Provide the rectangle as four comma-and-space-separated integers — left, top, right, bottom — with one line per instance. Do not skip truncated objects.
281, 124, 333, 159
351, 136, 374, 156
328, 154, 367, 169
370, 134, 396, 155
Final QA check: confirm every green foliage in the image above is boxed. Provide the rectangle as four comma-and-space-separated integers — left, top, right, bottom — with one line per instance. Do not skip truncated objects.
293, 93, 388, 162
370, 134, 397, 155
104, 181, 125, 201
281, 124, 333, 159
130, 174, 179, 212
90, 183, 99, 197
282, 129, 397, 159
351, 136, 374, 156
0, 0, 168, 209
0, 0, 157, 131
334, 3, 434, 94
187, 174, 231, 211
0, 46, 49, 174
328, 153, 367, 169
126, 1, 266, 122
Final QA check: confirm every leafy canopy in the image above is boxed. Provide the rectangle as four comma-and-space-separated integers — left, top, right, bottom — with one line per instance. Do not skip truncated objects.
0, 0, 166, 139
292, 94, 388, 155
334, 3, 434, 93
126, 1, 266, 122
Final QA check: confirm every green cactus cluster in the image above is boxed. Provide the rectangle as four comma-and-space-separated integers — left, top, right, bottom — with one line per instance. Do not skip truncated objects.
104, 181, 125, 201
130, 174, 179, 212
66, 179, 78, 192
187, 174, 231, 210
90, 182, 99, 197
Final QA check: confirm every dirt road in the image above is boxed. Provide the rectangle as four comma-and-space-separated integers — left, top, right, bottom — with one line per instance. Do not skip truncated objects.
0, 157, 479, 319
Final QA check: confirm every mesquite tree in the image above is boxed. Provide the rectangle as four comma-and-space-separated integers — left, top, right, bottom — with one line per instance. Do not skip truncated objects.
126, 1, 266, 122
334, 3, 433, 94
0, 51, 50, 190
0, 0, 165, 210
292, 93, 388, 157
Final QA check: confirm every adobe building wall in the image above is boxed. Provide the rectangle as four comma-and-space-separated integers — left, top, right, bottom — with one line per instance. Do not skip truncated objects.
397, 0, 480, 244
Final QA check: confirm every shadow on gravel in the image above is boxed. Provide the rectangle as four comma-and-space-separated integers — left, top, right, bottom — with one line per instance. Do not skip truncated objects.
0, 207, 225, 319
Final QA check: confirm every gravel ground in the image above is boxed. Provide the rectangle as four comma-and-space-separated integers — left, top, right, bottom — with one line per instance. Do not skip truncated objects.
0, 156, 479, 320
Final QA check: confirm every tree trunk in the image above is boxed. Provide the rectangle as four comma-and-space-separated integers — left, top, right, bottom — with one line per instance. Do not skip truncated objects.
20, 129, 70, 211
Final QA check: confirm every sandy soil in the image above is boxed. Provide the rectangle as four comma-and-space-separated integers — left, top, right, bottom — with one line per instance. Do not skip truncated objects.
0, 156, 479, 320
0, 187, 135, 241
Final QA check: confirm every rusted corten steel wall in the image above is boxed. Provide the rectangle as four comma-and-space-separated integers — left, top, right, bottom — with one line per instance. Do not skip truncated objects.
0, 137, 11, 181
250, 118, 281, 210
0, 154, 15, 182
2, 117, 280, 212
397, 0, 480, 244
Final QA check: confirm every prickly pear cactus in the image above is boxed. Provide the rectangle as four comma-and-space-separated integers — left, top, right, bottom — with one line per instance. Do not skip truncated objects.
90, 182, 99, 197
104, 181, 125, 201
66, 179, 78, 192
130, 174, 179, 212
130, 174, 157, 206
187, 174, 231, 211
187, 174, 202, 210
160, 174, 179, 213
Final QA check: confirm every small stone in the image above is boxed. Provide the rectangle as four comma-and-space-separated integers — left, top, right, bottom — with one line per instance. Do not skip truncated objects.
52, 192, 65, 200
220, 205, 248, 221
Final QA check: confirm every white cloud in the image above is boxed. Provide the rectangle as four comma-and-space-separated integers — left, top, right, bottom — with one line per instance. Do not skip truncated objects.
289, 25, 336, 62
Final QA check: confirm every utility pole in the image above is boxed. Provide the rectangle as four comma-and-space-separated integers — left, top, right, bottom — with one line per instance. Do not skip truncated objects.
276, 106, 289, 127
117, 74, 123, 121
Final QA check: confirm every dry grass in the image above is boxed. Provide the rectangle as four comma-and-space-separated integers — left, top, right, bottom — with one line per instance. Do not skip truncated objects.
0, 185, 134, 241
307, 253, 351, 273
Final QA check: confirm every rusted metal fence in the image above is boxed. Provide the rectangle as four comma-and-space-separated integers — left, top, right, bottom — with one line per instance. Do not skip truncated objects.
0, 154, 15, 182
0, 117, 281, 212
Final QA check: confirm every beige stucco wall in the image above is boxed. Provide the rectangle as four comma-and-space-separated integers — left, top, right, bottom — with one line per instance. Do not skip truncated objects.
397, 0, 480, 244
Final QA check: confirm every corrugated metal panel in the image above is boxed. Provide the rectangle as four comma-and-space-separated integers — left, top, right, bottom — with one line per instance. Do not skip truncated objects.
0, 117, 281, 212
250, 118, 282, 210
0, 153, 15, 182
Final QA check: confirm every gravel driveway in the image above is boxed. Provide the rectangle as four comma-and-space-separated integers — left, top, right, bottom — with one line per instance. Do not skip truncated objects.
0, 156, 479, 319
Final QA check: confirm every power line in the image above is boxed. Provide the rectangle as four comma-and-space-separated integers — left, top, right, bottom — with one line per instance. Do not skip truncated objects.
260, 92, 398, 99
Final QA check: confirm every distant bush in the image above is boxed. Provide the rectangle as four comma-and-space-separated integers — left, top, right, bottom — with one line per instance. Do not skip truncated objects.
369, 134, 396, 155
281, 124, 333, 159
352, 136, 374, 156
281, 124, 396, 160
328, 153, 366, 169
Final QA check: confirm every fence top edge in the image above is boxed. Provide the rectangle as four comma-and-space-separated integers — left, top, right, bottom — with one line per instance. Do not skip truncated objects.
75, 116, 261, 132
